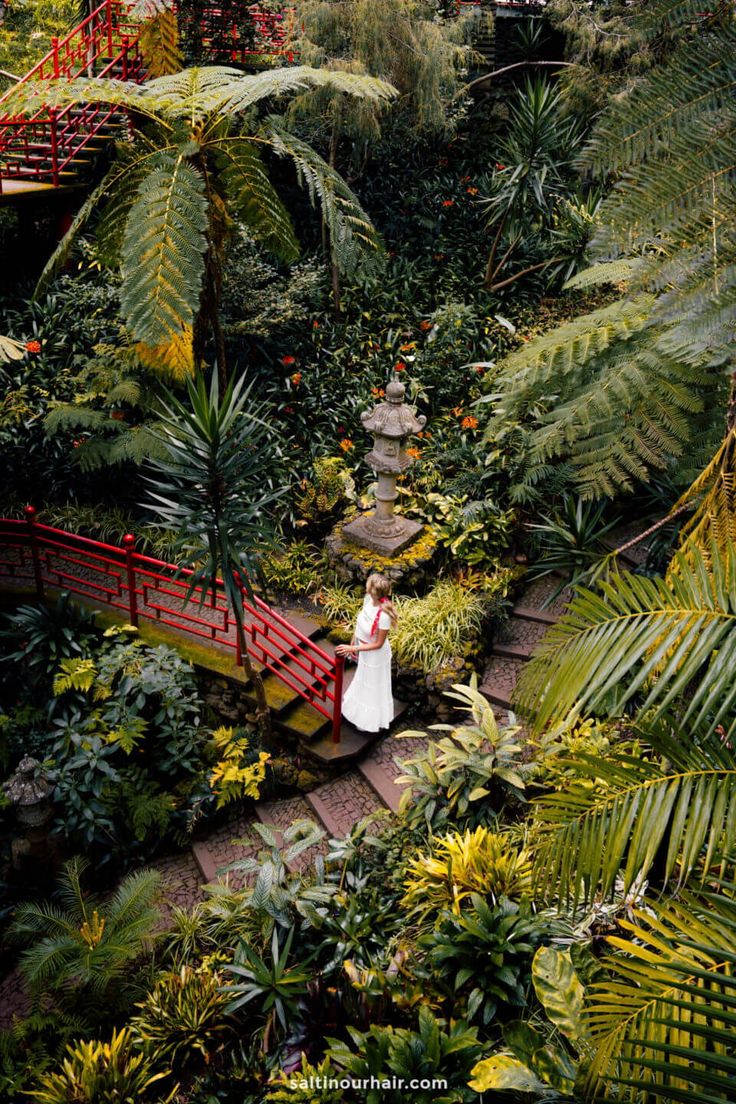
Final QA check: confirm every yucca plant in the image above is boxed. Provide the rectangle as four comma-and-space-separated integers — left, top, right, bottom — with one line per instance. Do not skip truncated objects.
6, 65, 394, 378
145, 370, 281, 726
10, 858, 161, 1017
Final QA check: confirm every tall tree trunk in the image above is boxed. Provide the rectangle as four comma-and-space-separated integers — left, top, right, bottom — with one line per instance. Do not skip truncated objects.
234, 603, 270, 735
327, 116, 341, 316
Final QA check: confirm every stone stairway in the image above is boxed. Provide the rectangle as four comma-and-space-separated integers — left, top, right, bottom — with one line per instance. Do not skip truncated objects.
201, 605, 409, 764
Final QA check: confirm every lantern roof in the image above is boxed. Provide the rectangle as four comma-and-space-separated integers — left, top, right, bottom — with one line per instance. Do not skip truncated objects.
360, 380, 426, 438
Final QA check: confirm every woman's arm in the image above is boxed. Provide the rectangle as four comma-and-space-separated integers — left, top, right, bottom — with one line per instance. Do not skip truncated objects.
336, 629, 388, 656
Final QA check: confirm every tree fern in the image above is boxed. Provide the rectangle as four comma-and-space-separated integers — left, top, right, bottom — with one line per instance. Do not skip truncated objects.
120, 150, 208, 348
515, 541, 736, 741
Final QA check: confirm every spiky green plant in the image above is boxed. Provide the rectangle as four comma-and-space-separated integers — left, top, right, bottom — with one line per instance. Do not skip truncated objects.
10, 858, 161, 1017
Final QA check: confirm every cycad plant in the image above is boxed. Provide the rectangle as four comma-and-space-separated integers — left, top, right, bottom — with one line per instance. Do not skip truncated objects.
10, 858, 161, 1019
145, 370, 281, 726
7, 65, 394, 378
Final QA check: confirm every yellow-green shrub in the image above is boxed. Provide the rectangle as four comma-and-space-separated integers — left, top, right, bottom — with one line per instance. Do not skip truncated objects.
402, 827, 532, 922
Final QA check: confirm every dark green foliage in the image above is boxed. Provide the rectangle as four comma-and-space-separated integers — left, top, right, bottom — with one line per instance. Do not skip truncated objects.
526, 495, 621, 602
421, 895, 549, 1026
0, 593, 99, 693
326, 1005, 482, 1104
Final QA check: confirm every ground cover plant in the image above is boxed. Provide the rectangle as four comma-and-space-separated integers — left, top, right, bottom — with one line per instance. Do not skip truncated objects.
1, 0, 735, 1101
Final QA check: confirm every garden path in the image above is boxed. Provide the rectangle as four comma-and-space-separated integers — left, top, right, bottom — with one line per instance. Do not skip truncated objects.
1, 521, 653, 1029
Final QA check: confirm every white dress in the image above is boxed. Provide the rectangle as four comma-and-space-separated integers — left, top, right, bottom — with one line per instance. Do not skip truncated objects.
341, 595, 394, 732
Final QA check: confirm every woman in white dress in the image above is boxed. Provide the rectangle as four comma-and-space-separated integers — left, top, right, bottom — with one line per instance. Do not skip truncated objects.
336, 573, 397, 732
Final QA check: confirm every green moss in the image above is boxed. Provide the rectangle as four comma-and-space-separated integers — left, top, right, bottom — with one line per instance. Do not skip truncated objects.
335, 517, 440, 572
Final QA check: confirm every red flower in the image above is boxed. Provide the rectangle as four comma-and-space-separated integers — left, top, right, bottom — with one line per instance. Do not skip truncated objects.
495, 163, 506, 171
442, 199, 455, 208
72, 439, 81, 448
312, 320, 320, 329
371, 386, 385, 398
291, 372, 302, 386
419, 320, 432, 332
337, 424, 346, 434
284, 405, 294, 414
25, 340, 41, 354
466, 186, 479, 196
433, 253, 446, 262
393, 362, 406, 373
110, 410, 126, 421
281, 354, 296, 367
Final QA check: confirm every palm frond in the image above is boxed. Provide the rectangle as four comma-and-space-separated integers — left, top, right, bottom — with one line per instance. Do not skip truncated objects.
585, 889, 736, 1102
119, 150, 208, 347
515, 541, 736, 741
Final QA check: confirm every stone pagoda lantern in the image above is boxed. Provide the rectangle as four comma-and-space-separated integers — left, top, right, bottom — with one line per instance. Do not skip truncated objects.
342, 378, 426, 556
3, 756, 55, 872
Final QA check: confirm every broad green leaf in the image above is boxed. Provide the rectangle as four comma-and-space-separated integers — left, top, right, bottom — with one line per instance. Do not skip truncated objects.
532, 947, 586, 1042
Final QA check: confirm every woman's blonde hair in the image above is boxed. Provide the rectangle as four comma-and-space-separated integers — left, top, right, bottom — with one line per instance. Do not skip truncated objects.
366, 573, 398, 626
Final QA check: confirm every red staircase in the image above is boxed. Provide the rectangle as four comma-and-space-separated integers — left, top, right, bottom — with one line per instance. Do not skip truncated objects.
0, 0, 144, 194
0, 509, 346, 743
0, 2, 295, 196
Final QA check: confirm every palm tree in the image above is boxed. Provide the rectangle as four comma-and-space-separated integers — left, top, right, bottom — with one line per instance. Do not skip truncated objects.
10, 857, 161, 1017
145, 369, 279, 727
9, 65, 394, 378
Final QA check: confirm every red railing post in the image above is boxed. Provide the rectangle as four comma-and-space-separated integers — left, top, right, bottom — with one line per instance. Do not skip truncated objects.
120, 36, 129, 79
50, 36, 60, 78
331, 656, 344, 743
106, 0, 115, 57
122, 533, 138, 626
49, 108, 59, 186
24, 506, 45, 599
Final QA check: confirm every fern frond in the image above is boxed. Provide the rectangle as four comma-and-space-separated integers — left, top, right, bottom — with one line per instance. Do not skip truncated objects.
670, 430, 736, 565
139, 9, 182, 79
33, 178, 109, 299
135, 326, 195, 381
563, 259, 640, 290
213, 138, 300, 263
264, 116, 382, 275
120, 152, 208, 347
196, 64, 395, 117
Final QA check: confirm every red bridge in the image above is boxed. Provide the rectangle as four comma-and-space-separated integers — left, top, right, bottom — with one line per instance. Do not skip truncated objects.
0, 509, 349, 750
0, 0, 294, 197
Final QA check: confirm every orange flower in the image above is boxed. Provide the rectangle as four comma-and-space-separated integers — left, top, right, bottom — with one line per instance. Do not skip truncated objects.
110, 410, 126, 421
452, 406, 464, 417
461, 415, 479, 430
371, 386, 385, 398
393, 362, 406, 373
25, 340, 41, 354
466, 186, 479, 196
291, 372, 302, 385
433, 253, 446, 261
460, 174, 471, 183
339, 438, 353, 452
312, 320, 320, 329
406, 447, 421, 460
281, 354, 296, 367
399, 342, 416, 352
419, 320, 432, 332
475, 365, 485, 375
442, 199, 455, 208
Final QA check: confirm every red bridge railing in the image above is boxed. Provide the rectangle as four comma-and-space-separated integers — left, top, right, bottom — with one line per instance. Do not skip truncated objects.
0, 509, 344, 742
0, 0, 144, 192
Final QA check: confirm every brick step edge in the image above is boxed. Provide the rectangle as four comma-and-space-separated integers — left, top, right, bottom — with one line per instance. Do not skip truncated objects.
479, 684, 513, 709
492, 640, 537, 661
358, 756, 404, 814
511, 604, 558, 625
191, 839, 217, 884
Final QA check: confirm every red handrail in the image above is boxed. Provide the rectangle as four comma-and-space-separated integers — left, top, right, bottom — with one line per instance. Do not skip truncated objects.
0, 509, 344, 740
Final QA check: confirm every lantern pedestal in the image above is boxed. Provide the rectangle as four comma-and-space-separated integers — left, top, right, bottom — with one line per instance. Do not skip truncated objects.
341, 512, 423, 557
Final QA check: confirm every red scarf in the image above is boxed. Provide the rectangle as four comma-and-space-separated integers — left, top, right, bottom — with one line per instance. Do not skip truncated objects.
370, 597, 387, 637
